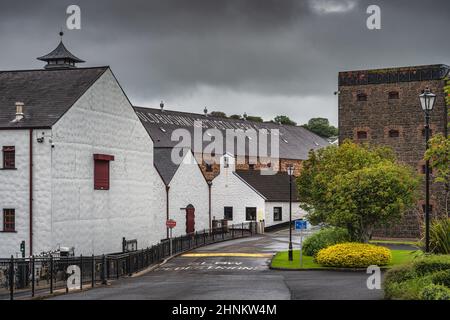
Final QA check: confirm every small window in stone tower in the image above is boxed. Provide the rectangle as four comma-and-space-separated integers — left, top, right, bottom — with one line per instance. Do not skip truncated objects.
357, 131, 368, 139
205, 163, 213, 172
357, 93, 367, 102
389, 129, 400, 138
388, 91, 400, 99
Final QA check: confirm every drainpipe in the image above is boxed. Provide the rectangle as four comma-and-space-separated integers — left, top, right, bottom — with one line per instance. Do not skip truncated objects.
29, 129, 33, 256
166, 185, 170, 239
208, 181, 212, 230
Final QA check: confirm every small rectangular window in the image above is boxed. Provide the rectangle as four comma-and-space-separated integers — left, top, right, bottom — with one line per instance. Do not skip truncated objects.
223, 157, 230, 168
246, 207, 257, 221
3, 146, 15, 169
274, 207, 282, 222
388, 91, 399, 99
421, 165, 433, 175
357, 131, 368, 139
3, 209, 15, 232
249, 164, 255, 170
94, 154, 114, 190
205, 163, 213, 172
389, 129, 400, 138
357, 93, 367, 102
224, 207, 233, 221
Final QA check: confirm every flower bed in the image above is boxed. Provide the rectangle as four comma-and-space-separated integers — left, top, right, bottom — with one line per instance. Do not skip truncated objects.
316, 243, 392, 268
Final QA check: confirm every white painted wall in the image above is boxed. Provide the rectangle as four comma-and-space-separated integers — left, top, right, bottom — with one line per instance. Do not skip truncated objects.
49, 69, 166, 255
167, 152, 210, 237
211, 154, 266, 225
264, 202, 305, 227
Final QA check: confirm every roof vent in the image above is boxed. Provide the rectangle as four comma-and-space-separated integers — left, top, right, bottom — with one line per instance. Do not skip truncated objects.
12, 102, 25, 122
160, 101, 165, 112
204, 107, 208, 117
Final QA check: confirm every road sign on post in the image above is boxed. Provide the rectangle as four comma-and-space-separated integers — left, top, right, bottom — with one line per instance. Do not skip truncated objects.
166, 220, 176, 256
166, 220, 177, 229
295, 220, 308, 268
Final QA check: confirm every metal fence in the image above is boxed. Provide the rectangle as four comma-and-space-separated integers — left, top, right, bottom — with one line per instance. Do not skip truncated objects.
0, 222, 256, 300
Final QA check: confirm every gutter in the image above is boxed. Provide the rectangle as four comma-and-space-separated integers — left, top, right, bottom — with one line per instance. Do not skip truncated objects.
208, 181, 212, 229
29, 129, 33, 256
166, 186, 170, 239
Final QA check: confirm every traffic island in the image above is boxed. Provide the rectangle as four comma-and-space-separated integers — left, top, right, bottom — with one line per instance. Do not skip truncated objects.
270, 249, 417, 271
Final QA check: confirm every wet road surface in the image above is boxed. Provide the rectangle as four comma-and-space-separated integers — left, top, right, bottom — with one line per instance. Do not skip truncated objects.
51, 230, 384, 300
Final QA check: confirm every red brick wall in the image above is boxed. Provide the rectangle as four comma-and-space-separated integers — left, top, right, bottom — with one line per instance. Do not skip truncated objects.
339, 76, 448, 238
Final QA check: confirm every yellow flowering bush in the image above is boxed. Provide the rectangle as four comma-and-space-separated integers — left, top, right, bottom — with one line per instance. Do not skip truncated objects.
316, 243, 392, 268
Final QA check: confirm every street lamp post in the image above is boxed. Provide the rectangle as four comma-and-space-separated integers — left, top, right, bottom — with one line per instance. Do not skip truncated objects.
287, 165, 295, 261
419, 88, 436, 253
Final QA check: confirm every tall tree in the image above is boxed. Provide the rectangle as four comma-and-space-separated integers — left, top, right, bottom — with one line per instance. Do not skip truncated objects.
210, 111, 227, 118
274, 115, 297, 126
303, 118, 338, 138
297, 140, 419, 242
425, 134, 450, 216
246, 115, 264, 123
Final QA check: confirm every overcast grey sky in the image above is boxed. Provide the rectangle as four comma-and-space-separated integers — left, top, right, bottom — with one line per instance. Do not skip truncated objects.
0, 0, 449, 125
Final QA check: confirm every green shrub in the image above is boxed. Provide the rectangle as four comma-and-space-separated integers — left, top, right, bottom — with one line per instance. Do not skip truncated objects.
431, 269, 450, 288
384, 263, 416, 284
428, 218, 450, 254
414, 255, 450, 275
316, 243, 391, 268
384, 255, 450, 300
303, 227, 350, 257
420, 284, 450, 300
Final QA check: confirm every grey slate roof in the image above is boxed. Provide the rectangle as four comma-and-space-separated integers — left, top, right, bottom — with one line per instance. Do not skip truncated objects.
134, 107, 330, 160
0, 67, 109, 129
37, 41, 85, 63
154, 148, 182, 186
235, 170, 299, 202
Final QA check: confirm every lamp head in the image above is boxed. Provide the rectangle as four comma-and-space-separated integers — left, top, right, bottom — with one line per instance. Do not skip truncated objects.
419, 88, 436, 113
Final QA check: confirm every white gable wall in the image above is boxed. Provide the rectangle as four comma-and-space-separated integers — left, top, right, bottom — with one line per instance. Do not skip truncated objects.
167, 152, 210, 237
264, 202, 305, 227
211, 154, 266, 225
50, 69, 166, 255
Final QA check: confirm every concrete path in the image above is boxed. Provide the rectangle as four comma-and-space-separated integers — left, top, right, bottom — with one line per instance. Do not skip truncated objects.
50, 230, 384, 300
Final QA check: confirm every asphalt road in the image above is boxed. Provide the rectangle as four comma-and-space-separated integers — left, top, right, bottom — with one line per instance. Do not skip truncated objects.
51, 231, 384, 300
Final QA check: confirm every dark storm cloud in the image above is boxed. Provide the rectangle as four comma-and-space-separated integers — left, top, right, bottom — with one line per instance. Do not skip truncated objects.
0, 0, 449, 125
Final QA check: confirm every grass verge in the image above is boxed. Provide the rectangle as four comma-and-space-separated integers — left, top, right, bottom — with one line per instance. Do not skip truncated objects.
271, 249, 417, 270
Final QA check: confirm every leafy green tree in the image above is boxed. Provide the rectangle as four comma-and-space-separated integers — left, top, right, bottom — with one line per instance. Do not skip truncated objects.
229, 114, 242, 120
246, 115, 264, 123
274, 115, 297, 126
210, 111, 227, 118
425, 134, 450, 215
303, 118, 338, 138
297, 140, 419, 242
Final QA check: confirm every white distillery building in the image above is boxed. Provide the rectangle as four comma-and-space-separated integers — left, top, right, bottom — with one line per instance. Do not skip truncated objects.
211, 154, 304, 227
153, 148, 210, 238
0, 40, 167, 258
1, 38, 329, 258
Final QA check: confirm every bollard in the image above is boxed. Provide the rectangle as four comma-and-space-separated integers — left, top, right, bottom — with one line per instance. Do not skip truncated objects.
9, 256, 14, 301
91, 255, 95, 288
31, 256, 35, 297
101, 255, 107, 285
80, 255, 83, 291
50, 255, 54, 294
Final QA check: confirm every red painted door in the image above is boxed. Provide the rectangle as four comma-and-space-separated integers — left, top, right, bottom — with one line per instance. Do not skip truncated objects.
186, 205, 196, 234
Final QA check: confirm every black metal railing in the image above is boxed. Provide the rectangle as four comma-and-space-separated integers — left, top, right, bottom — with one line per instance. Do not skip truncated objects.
0, 222, 256, 300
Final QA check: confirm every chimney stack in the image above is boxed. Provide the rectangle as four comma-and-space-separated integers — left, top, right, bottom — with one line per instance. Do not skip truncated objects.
14, 102, 25, 122
160, 101, 165, 112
